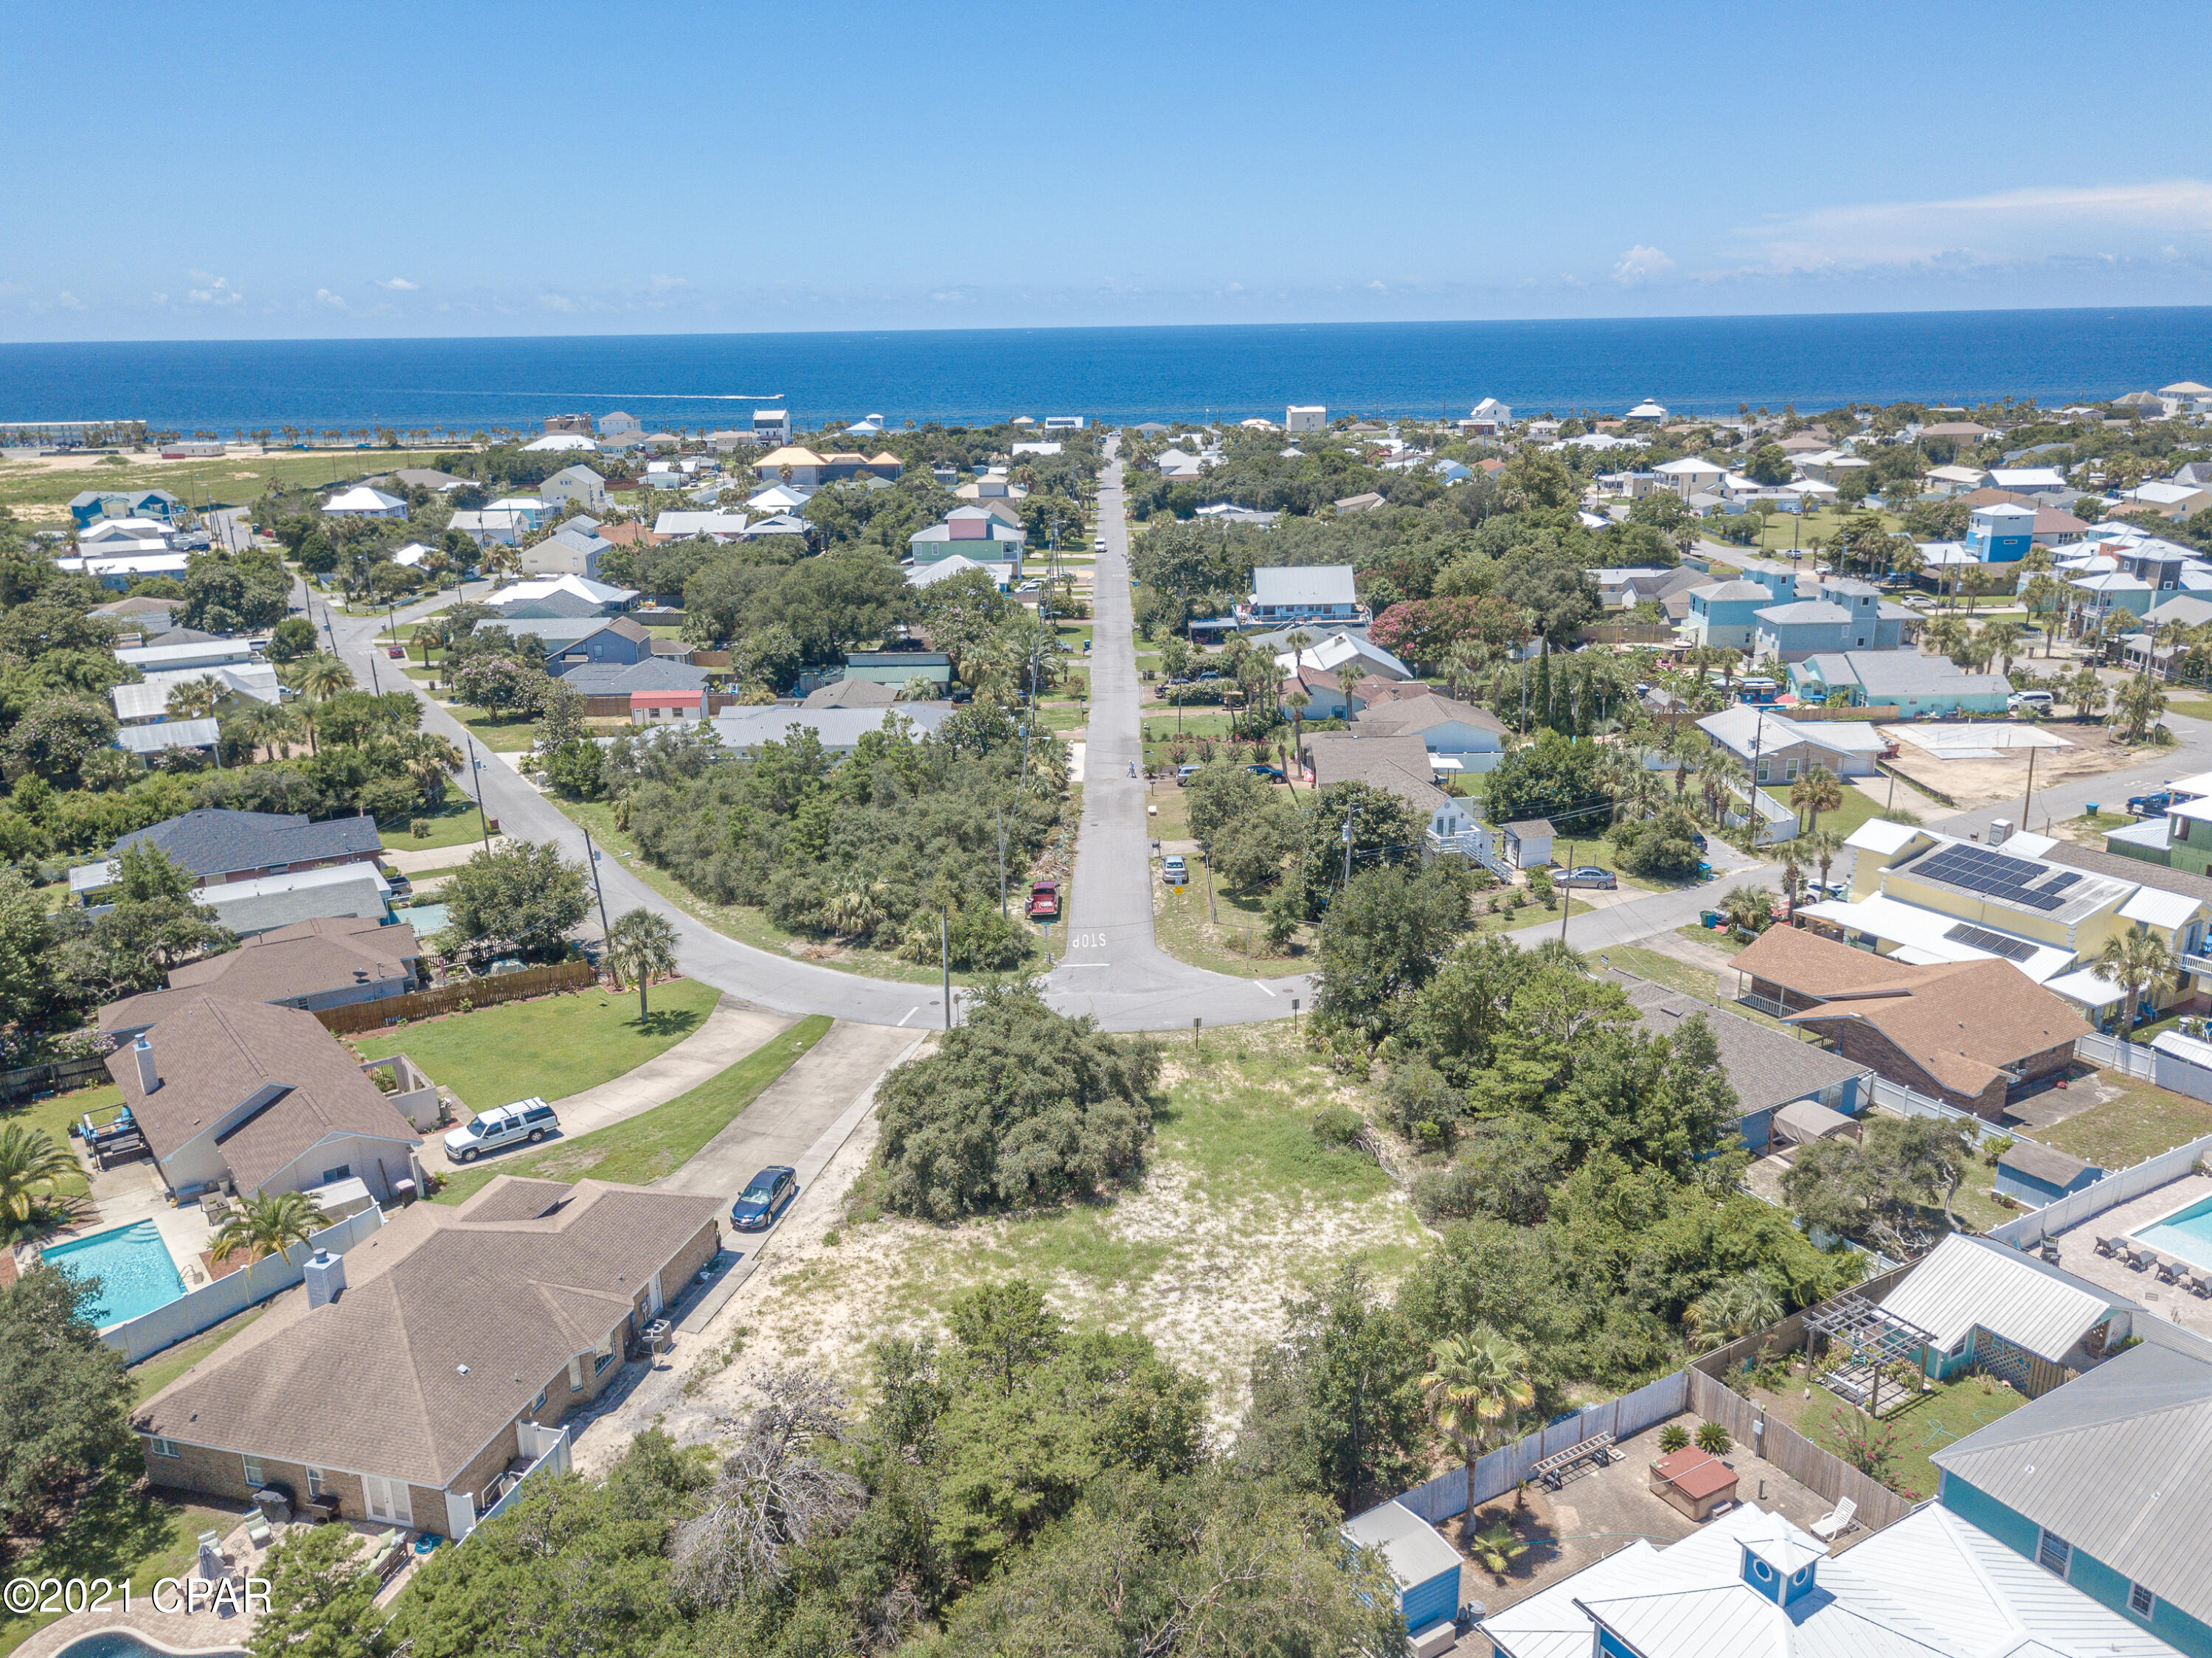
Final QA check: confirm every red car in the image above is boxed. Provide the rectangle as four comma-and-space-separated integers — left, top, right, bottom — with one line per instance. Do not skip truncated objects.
1027, 881, 1060, 920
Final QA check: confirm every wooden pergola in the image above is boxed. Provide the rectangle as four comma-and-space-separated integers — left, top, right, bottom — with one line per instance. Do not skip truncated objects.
1804, 1293, 1935, 1418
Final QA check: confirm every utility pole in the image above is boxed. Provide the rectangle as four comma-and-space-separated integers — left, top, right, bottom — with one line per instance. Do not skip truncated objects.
996, 806, 1007, 920
465, 735, 493, 855
1342, 802, 1356, 887
2022, 743, 2037, 833
1561, 840, 1575, 946
582, 828, 614, 940
1204, 847, 1217, 923
941, 909, 951, 1030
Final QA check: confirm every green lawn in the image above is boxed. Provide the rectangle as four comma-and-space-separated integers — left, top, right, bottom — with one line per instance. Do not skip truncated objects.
0, 448, 454, 518
1785, 782, 1909, 844
1757, 1373, 2025, 1505
2168, 695, 2212, 723
1152, 880, 1307, 977
350, 978, 722, 1113
380, 797, 490, 852
2062, 809, 2132, 839
129, 1307, 266, 1404
1, 1081, 122, 1202
0, 1477, 239, 1656
435, 1014, 833, 1204
440, 704, 538, 752
1602, 944, 1814, 1037
2039, 1075, 2212, 1168
1678, 921, 1752, 955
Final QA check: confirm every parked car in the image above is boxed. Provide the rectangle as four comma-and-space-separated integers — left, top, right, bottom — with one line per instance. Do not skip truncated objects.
730, 1165, 798, 1231
2010, 690, 2053, 714
1016, 579, 1043, 593
1092, 536, 1107, 552
2129, 790, 2174, 817
1161, 854, 1189, 886
1246, 764, 1286, 782
1027, 880, 1060, 920
1175, 763, 1203, 784
443, 1097, 558, 1162
1556, 866, 1617, 889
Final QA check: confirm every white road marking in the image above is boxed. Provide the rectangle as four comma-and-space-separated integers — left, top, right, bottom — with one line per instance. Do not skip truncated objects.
1252, 982, 1277, 996
897, 1005, 922, 1027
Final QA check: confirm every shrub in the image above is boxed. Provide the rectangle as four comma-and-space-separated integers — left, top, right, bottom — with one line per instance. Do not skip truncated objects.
1381, 1059, 1465, 1148
1311, 1106, 1366, 1148
1658, 1423, 1691, 1454
1693, 1421, 1732, 1456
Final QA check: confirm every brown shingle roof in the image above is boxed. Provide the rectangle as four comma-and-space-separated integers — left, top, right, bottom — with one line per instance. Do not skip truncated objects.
1301, 732, 1448, 809
1738, 930, 2092, 1097
136, 1178, 722, 1488
103, 993, 418, 1193
101, 918, 418, 1036
1356, 694, 1510, 740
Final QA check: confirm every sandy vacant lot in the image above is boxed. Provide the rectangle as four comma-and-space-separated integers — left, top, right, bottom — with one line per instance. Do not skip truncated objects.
1879, 722, 2157, 811
575, 1025, 1426, 1469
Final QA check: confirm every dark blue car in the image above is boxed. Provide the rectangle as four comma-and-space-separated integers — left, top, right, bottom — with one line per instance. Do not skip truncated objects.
730, 1166, 798, 1232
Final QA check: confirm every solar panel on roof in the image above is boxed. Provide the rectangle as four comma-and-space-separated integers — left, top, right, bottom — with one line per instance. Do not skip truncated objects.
2040, 871, 2081, 894
1943, 922, 2039, 963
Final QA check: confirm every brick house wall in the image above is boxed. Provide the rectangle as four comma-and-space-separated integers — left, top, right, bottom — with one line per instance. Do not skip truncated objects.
201, 850, 381, 887
1802, 1017, 2010, 1117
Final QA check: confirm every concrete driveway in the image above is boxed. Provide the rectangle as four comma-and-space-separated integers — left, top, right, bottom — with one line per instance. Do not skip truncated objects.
657, 1021, 920, 1207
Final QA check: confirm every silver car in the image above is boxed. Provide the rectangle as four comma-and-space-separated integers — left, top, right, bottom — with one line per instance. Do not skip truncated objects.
443, 1097, 558, 1162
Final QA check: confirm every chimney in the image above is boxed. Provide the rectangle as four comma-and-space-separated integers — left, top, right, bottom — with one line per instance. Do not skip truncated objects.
133, 1035, 160, 1095
302, 1250, 346, 1309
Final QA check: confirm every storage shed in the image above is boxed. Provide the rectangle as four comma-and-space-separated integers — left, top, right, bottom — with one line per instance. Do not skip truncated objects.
1879, 1233, 2139, 1394
1500, 819, 1556, 870
1341, 1499, 1462, 1635
1993, 1140, 2103, 1207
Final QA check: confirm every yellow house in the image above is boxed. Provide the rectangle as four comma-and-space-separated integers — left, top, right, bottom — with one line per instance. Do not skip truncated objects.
1792, 819, 2212, 1030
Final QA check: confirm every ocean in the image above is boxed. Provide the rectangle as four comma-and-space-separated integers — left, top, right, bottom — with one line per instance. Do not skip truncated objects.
1, 308, 2207, 437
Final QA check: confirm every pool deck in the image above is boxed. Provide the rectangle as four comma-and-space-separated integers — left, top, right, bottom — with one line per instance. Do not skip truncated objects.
63, 1137, 217, 1298
2046, 1171, 2212, 1341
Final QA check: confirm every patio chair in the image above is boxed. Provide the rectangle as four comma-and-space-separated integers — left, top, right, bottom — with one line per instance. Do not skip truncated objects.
2189, 1269, 2212, 1300
2123, 1244, 2157, 1272
2095, 1235, 2121, 1258
2157, 1256, 2185, 1285
244, 1512, 273, 1550
1811, 1496, 1858, 1541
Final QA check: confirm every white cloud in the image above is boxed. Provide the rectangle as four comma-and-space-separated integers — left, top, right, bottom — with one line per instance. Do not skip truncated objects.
55, 291, 86, 311
152, 292, 169, 306
1738, 178, 2212, 274
1612, 244, 1675, 284
1366, 279, 1387, 291
538, 294, 580, 313
187, 275, 242, 305
315, 288, 348, 311
374, 277, 420, 291
648, 274, 689, 292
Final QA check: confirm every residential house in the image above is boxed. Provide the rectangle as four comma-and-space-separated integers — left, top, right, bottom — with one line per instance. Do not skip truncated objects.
517, 526, 611, 581
1498, 819, 1555, 869
117, 637, 261, 677
485, 496, 551, 530
906, 551, 1017, 592
537, 465, 608, 513
1348, 690, 1509, 772
1332, 490, 1384, 513
1968, 501, 2039, 562
109, 808, 384, 889
652, 509, 750, 542
1339, 1502, 1460, 1637
1589, 566, 1677, 610
136, 1176, 722, 1540
1931, 1340, 2212, 1654
1809, 575, 1915, 648
1653, 455, 1727, 497
1880, 1232, 2139, 1390
1617, 977, 1869, 1154
541, 615, 654, 674
630, 690, 706, 725
598, 410, 642, 437
322, 486, 406, 518
193, 862, 395, 936
2120, 594, 2212, 678
744, 483, 814, 516
81, 516, 179, 549
1749, 599, 1854, 663
1788, 649, 2012, 715
2070, 568, 2157, 624
752, 445, 835, 485
740, 513, 809, 545
1695, 704, 1885, 782
521, 433, 597, 454
104, 991, 423, 1202
1623, 399, 1667, 422
100, 917, 422, 1039
708, 705, 954, 755
1244, 564, 1361, 625
111, 664, 283, 724
69, 488, 181, 528
1682, 579, 1782, 649
62, 548, 198, 586
382, 468, 471, 493
751, 409, 791, 446
909, 506, 1026, 568
838, 650, 952, 691
1272, 629, 1411, 689
485, 574, 637, 617
1297, 732, 1486, 862
1460, 397, 1511, 435
114, 720, 221, 762
1284, 405, 1326, 433
1927, 462, 1994, 495
1986, 466, 2075, 501
447, 509, 527, 547
802, 679, 898, 710
553, 659, 710, 700
1481, 1497, 2181, 1658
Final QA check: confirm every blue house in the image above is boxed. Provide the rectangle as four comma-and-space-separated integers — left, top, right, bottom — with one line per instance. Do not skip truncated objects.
1877, 1232, 2139, 1389
1817, 575, 1915, 648
1790, 650, 2013, 715
1341, 1500, 1460, 1636
1968, 502, 2037, 562
69, 488, 181, 529
1750, 599, 1853, 664
1681, 580, 1776, 649
1935, 1340, 2212, 1656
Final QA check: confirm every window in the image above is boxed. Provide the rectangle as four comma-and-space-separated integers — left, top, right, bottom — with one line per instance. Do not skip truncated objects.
307, 1468, 332, 1498
149, 1437, 180, 1457
594, 1329, 618, 1375
530, 1390, 547, 1415
243, 1455, 264, 1488
2037, 1530, 2071, 1578
2129, 1582, 2156, 1618
569, 1356, 583, 1390
319, 1165, 350, 1184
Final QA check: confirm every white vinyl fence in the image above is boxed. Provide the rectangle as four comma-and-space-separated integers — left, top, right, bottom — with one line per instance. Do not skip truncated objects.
2075, 1032, 2212, 1105
1868, 1075, 2045, 1150
97, 1204, 386, 1364
1987, 1129, 2212, 1250
1395, 1371, 1690, 1525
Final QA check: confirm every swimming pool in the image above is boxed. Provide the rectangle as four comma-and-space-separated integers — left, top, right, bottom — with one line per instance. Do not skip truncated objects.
403, 902, 448, 935
44, 1219, 187, 1327
56, 1631, 243, 1658
2132, 1192, 2212, 1274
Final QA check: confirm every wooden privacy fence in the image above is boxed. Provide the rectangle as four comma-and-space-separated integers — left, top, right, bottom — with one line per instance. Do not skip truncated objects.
0, 1053, 114, 1103
1690, 1260, 1915, 1381
315, 960, 597, 1033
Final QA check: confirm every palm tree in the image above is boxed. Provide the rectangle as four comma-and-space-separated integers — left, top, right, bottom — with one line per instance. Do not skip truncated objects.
210, 1190, 332, 1290
294, 653, 354, 701
1335, 660, 1367, 721
233, 702, 298, 761
2110, 674, 2167, 745
1719, 885, 1773, 934
2095, 927, 2180, 1033
604, 906, 680, 1018
2067, 665, 2109, 722
1685, 1272, 1784, 1349
2022, 575, 2066, 656
1920, 613, 1966, 662
1800, 826, 1845, 900
1421, 1327, 1536, 1538
164, 676, 226, 721
1469, 1521, 1528, 1584
400, 732, 463, 804
1980, 620, 2024, 679
824, 880, 890, 943
1787, 764, 1845, 835
0, 1125, 86, 1238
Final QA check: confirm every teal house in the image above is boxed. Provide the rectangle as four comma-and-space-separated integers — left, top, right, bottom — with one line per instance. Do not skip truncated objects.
1934, 1340, 2212, 1657
69, 488, 181, 528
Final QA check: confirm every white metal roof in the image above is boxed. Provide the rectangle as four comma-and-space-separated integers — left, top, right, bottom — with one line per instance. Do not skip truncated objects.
1792, 894, 2076, 984
1251, 564, 1356, 607
324, 485, 403, 513
1882, 1234, 2135, 1362
1844, 818, 1926, 857
2118, 884, 2202, 928
1339, 1499, 1460, 1592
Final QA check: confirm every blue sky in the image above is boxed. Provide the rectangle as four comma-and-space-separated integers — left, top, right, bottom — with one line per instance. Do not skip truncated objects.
7, 0, 2212, 341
